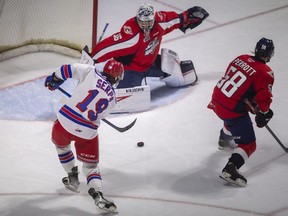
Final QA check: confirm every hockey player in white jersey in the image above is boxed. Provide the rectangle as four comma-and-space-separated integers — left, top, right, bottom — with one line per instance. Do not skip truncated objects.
44, 59, 124, 213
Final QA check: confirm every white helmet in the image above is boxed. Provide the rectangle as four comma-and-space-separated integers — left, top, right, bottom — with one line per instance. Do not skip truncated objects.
136, 4, 155, 33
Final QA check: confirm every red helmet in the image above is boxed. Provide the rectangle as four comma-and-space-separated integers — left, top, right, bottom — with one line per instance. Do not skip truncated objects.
103, 59, 124, 85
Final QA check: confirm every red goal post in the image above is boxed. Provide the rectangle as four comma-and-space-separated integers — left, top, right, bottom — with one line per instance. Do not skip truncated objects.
0, 0, 99, 61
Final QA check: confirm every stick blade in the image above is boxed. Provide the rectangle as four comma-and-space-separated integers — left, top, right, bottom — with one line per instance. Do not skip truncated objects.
102, 118, 137, 133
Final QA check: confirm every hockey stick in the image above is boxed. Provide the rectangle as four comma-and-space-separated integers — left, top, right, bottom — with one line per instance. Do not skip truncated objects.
98, 23, 109, 43
80, 23, 109, 65
83, 22, 109, 60
244, 98, 288, 153
264, 124, 288, 153
101, 118, 137, 133
58, 87, 137, 133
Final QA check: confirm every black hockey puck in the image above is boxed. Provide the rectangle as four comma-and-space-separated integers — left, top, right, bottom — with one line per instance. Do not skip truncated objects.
137, 142, 144, 147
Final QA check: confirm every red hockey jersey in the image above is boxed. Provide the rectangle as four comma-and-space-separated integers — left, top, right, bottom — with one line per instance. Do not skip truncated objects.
91, 11, 182, 72
208, 54, 274, 119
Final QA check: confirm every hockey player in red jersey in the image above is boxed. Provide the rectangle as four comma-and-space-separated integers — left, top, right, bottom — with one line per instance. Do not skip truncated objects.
44, 59, 124, 212
90, 4, 209, 88
207, 38, 275, 187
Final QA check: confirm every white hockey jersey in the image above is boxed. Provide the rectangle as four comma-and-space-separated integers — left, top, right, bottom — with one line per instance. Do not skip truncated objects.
54, 63, 116, 139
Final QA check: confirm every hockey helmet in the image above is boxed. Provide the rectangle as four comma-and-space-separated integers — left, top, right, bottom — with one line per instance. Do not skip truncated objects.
255, 37, 274, 62
136, 4, 155, 33
103, 59, 124, 86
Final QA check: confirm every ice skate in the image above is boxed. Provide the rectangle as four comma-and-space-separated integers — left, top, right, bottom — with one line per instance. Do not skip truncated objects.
62, 166, 80, 193
220, 162, 247, 187
218, 129, 237, 150
88, 188, 117, 213
218, 139, 237, 150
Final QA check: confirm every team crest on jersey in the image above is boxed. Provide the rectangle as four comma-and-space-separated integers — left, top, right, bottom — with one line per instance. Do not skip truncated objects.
144, 33, 150, 42
124, 25, 133, 35
145, 38, 159, 55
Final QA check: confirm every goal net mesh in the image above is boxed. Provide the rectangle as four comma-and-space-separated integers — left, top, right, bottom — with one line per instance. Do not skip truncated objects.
0, 0, 94, 61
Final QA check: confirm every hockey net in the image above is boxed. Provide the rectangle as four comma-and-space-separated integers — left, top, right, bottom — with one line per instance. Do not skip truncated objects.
0, 0, 98, 61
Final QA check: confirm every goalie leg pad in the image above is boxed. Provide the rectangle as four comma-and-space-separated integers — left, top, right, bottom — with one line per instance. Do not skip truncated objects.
160, 48, 197, 87
180, 60, 198, 85
160, 48, 181, 77
112, 85, 151, 113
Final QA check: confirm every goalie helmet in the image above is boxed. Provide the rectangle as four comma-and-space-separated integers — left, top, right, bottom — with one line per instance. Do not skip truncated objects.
255, 37, 274, 62
136, 4, 155, 33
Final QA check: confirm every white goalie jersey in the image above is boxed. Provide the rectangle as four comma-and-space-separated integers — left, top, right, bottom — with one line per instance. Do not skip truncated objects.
54, 63, 116, 139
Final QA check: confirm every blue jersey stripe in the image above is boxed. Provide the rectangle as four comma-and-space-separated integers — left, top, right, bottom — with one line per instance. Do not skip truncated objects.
59, 105, 98, 130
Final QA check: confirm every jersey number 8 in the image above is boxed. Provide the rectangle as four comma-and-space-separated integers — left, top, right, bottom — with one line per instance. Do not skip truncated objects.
216, 66, 247, 98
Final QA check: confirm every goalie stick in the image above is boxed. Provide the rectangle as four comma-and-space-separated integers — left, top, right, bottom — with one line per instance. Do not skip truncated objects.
244, 98, 288, 153
80, 23, 109, 65
98, 23, 109, 43
58, 87, 137, 133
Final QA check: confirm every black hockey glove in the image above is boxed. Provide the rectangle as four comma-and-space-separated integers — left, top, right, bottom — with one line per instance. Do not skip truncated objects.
179, 6, 209, 33
255, 109, 273, 128
44, 72, 64, 91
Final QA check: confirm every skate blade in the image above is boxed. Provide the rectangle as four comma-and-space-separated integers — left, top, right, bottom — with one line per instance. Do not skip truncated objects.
62, 177, 80, 193
219, 173, 246, 187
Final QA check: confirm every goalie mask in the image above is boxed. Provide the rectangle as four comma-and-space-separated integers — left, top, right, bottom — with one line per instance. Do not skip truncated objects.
136, 4, 155, 35
255, 37, 274, 62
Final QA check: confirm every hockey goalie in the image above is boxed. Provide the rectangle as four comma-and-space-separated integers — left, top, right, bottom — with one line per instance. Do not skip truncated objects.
81, 3, 209, 112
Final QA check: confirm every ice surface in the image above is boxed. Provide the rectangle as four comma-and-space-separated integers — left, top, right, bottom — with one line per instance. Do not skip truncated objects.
1, 1, 288, 215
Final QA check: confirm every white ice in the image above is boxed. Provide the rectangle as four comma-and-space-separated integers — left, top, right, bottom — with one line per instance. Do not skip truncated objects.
1, 0, 288, 216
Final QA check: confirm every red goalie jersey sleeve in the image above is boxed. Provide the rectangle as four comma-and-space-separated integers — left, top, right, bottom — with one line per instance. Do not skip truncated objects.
91, 11, 181, 72
208, 54, 274, 119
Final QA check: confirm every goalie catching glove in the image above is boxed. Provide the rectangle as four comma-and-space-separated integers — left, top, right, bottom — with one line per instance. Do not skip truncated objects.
179, 6, 209, 33
255, 109, 274, 128
45, 72, 64, 91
